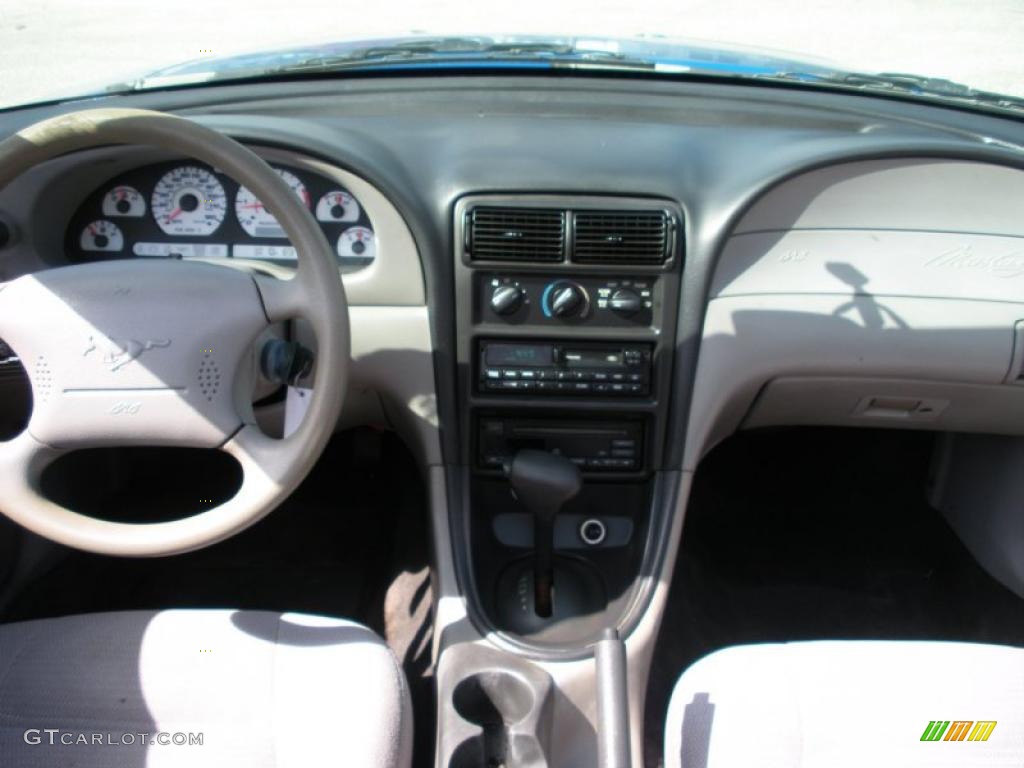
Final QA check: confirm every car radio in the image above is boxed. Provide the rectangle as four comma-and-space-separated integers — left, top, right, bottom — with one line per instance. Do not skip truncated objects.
478, 340, 651, 396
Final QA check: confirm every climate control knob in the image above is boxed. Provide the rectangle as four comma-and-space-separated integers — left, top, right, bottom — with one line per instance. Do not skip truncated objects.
490, 284, 525, 315
545, 281, 588, 319
609, 288, 642, 316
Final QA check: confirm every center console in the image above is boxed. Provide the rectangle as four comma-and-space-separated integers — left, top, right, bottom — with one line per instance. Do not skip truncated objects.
443, 194, 683, 767
452, 195, 683, 649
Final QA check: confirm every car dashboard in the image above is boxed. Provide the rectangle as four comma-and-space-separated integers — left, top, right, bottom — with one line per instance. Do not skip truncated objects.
1, 73, 1024, 767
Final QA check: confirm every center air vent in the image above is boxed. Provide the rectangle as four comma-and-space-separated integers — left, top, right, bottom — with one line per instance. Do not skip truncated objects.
467, 207, 565, 262
572, 211, 672, 265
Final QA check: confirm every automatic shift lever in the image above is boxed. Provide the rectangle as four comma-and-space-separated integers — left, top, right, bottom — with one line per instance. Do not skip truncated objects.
506, 450, 582, 618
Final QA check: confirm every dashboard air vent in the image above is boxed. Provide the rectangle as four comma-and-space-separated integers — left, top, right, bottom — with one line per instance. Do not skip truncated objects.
572, 210, 672, 265
467, 207, 565, 262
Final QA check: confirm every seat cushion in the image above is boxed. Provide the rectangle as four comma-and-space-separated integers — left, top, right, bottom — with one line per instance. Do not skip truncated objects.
666, 640, 1024, 768
0, 610, 412, 767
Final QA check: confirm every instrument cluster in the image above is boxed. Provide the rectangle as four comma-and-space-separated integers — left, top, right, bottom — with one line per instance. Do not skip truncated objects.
65, 161, 375, 271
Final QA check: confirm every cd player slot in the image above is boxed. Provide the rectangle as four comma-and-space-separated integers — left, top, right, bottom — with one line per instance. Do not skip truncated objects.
478, 417, 644, 473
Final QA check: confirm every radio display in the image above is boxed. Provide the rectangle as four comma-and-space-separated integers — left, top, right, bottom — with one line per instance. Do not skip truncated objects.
484, 343, 554, 367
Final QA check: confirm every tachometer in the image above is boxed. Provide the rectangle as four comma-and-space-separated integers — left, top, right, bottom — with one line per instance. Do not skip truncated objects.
151, 166, 227, 236
79, 220, 124, 252
235, 169, 310, 238
336, 226, 375, 261
316, 191, 360, 223
102, 185, 146, 217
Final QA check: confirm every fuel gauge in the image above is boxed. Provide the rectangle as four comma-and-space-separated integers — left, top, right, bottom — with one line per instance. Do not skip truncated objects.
102, 186, 146, 217
336, 226, 375, 261
80, 220, 124, 252
316, 191, 360, 223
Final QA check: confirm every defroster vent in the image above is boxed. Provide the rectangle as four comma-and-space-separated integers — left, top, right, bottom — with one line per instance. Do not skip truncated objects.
467, 207, 566, 262
573, 210, 672, 265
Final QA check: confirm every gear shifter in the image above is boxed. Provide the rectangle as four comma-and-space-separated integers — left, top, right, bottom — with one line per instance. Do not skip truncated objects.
506, 450, 583, 618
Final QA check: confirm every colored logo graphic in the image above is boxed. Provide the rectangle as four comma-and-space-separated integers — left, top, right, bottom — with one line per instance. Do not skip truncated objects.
921, 721, 997, 742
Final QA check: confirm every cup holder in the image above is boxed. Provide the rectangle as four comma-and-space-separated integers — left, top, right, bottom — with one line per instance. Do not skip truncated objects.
444, 665, 552, 768
453, 671, 535, 727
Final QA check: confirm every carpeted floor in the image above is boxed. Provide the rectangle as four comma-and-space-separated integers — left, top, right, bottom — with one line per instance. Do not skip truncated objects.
644, 427, 1024, 767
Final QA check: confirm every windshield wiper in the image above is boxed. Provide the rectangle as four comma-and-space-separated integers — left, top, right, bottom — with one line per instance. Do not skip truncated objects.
765, 70, 1024, 116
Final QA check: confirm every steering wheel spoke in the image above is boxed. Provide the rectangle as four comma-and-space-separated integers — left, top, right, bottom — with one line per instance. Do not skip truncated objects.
0, 431, 63, 491
253, 272, 309, 324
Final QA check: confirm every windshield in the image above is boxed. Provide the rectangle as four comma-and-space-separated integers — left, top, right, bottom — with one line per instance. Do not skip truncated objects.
2, 0, 1020, 112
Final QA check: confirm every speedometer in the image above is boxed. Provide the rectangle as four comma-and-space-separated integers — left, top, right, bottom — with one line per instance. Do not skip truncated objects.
151, 166, 227, 236
235, 169, 310, 238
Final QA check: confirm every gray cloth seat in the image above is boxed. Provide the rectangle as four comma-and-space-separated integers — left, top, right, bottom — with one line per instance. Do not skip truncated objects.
665, 640, 1024, 768
0, 609, 412, 767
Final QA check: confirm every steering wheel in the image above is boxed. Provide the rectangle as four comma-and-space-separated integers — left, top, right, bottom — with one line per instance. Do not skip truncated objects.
0, 109, 349, 556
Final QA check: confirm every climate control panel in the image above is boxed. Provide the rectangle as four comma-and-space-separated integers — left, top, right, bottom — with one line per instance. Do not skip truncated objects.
480, 273, 655, 327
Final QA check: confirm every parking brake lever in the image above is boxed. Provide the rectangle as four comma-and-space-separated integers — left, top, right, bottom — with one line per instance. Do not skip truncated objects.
505, 450, 582, 618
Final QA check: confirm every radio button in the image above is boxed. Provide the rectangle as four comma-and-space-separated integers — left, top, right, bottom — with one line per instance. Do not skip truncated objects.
611, 373, 626, 382
485, 369, 501, 380
520, 370, 536, 379
502, 369, 519, 379
573, 382, 592, 393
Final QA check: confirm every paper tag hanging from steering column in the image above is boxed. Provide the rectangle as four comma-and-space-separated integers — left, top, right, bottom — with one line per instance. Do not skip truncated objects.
284, 386, 313, 437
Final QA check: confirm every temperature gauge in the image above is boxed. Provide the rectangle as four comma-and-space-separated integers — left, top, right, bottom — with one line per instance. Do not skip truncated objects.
80, 220, 124, 252
102, 185, 146, 217
336, 226, 375, 261
316, 191, 360, 223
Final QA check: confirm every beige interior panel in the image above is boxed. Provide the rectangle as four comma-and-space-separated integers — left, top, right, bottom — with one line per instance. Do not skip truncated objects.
688, 294, 1024, 468
733, 159, 1024, 237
